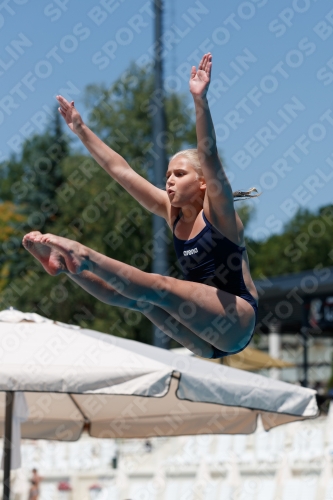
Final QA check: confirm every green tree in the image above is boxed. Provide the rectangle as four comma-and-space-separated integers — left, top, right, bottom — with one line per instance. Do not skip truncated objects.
249, 204, 333, 278
0, 63, 197, 344
0, 202, 25, 291
0, 109, 69, 278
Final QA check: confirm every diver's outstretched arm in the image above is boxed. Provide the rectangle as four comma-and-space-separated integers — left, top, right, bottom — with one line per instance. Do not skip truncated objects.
56, 95, 169, 218
190, 54, 234, 209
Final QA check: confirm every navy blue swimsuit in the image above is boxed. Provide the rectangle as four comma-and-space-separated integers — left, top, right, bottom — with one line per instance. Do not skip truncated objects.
173, 210, 258, 358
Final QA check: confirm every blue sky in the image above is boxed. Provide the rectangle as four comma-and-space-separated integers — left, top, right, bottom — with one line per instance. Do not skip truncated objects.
1, 0, 332, 240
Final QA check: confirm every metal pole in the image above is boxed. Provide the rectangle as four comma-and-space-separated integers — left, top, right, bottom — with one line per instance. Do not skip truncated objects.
268, 321, 281, 380
3, 391, 14, 500
301, 328, 308, 387
152, 0, 170, 349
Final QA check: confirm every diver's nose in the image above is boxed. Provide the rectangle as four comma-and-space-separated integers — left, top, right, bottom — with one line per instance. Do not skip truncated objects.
166, 175, 174, 187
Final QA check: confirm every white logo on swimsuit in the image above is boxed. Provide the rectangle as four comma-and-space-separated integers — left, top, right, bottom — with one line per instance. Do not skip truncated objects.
183, 247, 198, 256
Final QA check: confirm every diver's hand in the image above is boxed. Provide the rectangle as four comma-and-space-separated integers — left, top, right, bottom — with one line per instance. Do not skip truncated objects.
189, 53, 212, 99
56, 95, 84, 135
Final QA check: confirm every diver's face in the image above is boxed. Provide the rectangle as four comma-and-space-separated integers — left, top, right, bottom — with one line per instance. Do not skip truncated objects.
166, 157, 204, 206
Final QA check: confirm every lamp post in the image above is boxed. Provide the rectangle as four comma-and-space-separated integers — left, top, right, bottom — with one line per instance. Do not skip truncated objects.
2, 391, 14, 500
152, 0, 170, 349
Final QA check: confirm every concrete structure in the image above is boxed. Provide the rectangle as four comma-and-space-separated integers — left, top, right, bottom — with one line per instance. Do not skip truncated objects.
253, 333, 333, 391
254, 268, 333, 390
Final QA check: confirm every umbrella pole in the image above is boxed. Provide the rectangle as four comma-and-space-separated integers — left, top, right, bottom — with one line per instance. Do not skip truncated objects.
3, 391, 14, 500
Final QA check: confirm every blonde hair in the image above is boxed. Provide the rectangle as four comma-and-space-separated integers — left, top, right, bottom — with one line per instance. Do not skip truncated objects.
170, 149, 260, 201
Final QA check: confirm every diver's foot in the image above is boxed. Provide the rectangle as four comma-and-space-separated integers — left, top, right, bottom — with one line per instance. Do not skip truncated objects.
22, 232, 68, 276
38, 233, 90, 274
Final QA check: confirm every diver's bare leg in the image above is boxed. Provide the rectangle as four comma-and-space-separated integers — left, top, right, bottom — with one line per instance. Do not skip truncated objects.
23, 232, 255, 353
68, 271, 215, 358
21, 232, 215, 357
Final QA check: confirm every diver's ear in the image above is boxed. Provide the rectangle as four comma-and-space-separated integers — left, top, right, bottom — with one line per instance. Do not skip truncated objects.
199, 176, 206, 191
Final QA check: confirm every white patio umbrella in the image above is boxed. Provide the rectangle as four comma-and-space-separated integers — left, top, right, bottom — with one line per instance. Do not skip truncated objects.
0, 309, 319, 499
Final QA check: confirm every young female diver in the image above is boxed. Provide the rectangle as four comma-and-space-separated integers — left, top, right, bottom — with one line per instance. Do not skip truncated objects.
22, 53, 259, 359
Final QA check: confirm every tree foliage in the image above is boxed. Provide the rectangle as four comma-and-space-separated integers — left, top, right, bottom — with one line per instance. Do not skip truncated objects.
0, 63, 197, 344
0, 110, 68, 278
248, 205, 333, 278
0, 202, 25, 291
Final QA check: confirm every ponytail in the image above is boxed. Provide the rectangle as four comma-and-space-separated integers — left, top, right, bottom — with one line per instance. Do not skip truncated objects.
232, 187, 261, 202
